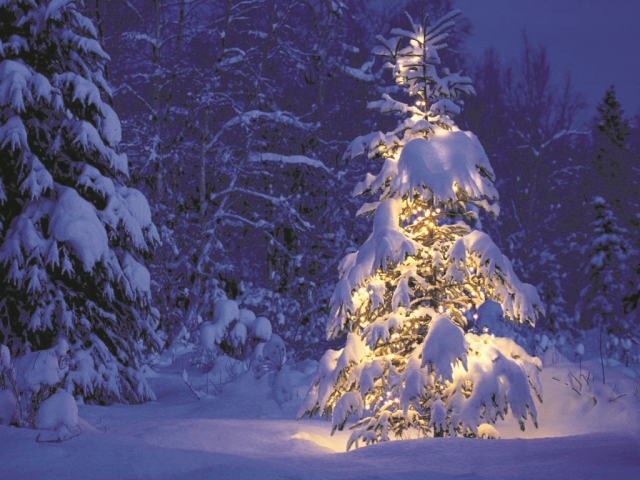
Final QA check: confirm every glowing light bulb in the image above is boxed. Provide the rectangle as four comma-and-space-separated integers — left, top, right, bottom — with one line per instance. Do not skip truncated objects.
473, 314, 479, 320
406, 322, 412, 327
436, 208, 441, 214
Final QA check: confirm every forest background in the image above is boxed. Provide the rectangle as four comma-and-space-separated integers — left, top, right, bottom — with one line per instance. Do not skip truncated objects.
9, 0, 640, 375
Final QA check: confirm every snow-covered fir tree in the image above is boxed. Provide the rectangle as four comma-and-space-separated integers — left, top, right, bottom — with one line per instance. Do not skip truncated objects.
0, 0, 160, 403
577, 198, 637, 373
298, 10, 545, 449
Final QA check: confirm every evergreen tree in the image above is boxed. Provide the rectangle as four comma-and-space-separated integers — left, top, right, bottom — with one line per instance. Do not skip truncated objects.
593, 86, 631, 176
0, 0, 160, 403
590, 86, 635, 219
577, 198, 637, 375
298, 10, 544, 449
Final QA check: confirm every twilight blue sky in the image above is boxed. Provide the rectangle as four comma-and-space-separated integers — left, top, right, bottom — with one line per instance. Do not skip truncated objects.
454, 0, 640, 119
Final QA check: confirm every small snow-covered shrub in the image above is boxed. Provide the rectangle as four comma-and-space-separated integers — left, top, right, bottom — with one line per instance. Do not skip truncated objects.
255, 334, 287, 378
255, 334, 292, 406
35, 391, 80, 439
0, 341, 69, 429
193, 299, 273, 369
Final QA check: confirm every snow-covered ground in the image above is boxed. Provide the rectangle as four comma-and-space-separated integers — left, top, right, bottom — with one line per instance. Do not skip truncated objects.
2, 353, 640, 479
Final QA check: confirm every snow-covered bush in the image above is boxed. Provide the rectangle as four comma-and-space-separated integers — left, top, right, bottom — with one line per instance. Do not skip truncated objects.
0, 341, 69, 429
193, 299, 273, 368
34, 390, 80, 441
298, 10, 544, 449
255, 333, 292, 407
576, 198, 638, 373
0, 0, 159, 403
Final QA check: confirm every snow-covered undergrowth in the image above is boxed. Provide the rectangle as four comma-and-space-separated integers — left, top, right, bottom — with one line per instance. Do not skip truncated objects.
1, 350, 639, 479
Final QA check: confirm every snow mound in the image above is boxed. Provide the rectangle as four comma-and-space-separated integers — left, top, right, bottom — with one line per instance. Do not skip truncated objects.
200, 321, 224, 351
238, 308, 257, 327
35, 391, 79, 431
213, 299, 239, 327
477, 423, 500, 439
271, 365, 294, 407
231, 322, 248, 346
253, 317, 272, 341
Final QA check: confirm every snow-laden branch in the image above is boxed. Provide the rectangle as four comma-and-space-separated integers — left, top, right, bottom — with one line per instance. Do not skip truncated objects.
204, 110, 317, 152
247, 152, 332, 174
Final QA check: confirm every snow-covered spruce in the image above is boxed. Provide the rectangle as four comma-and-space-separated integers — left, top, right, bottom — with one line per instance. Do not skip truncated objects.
576, 197, 637, 371
0, 0, 160, 403
298, 10, 544, 449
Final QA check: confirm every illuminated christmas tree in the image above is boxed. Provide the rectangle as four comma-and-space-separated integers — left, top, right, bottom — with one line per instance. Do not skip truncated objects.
298, 10, 545, 449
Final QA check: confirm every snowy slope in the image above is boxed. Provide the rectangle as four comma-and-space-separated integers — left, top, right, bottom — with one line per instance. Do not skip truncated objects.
1, 354, 639, 479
